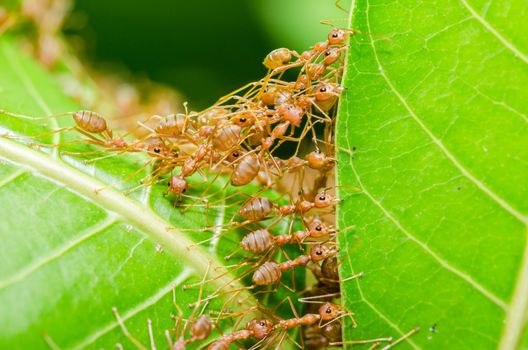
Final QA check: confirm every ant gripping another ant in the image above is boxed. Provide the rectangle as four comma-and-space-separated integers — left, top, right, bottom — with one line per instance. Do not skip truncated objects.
0, 16, 419, 350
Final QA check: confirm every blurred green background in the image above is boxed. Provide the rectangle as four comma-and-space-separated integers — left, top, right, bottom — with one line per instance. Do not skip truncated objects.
66, 0, 346, 109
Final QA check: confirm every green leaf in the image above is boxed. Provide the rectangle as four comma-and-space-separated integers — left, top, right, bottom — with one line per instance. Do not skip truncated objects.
337, 0, 527, 349
0, 38, 263, 349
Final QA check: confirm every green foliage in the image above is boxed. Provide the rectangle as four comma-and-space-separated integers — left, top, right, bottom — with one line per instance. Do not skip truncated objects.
336, 0, 527, 349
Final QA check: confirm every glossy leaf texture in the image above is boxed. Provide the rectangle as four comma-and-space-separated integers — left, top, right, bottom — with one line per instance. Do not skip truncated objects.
0, 37, 273, 349
336, 0, 528, 349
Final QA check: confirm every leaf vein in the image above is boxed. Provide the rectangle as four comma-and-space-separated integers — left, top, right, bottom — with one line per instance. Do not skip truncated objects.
68, 268, 193, 350
0, 167, 26, 189
459, 0, 528, 64
339, 235, 422, 350
364, 0, 528, 224
0, 215, 117, 290
343, 144, 508, 310
498, 227, 528, 350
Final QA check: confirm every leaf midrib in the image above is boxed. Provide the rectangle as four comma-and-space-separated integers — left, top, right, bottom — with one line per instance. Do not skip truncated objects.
0, 130, 253, 307
0, 39, 253, 310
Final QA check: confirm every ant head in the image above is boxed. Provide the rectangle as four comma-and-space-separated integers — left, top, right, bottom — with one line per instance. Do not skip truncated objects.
319, 303, 342, 321
146, 142, 168, 158
314, 82, 343, 101
328, 28, 349, 46
226, 148, 243, 163
310, 244, 334, 262
231, 111, 255, 128
247, 318, 274, 339
323, 47, 342, 66
306, 151, 332, 170
314, 191, 337, 208
260, 86, 278, 106
190, 315, 212, 340
169, 176, 189, 195
307, 219, 334, 238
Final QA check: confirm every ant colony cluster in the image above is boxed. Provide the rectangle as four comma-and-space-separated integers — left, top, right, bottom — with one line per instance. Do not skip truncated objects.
2, 23, 419, 350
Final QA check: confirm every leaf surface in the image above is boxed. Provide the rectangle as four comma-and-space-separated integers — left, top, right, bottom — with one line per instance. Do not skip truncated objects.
336, 0, 528, 349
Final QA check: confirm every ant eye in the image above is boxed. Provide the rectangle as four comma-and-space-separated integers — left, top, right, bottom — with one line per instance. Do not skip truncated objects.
316, 226, 322, 231
154, 147, 161, 153
319, 196, 326, 201
168, 182, 171, 187
240, 117, 246, 122
316, 250, 323, 255
332, 33, 339, 38
259, 321, 265, 326
326, 308, 332, 313
325, 50, 332, 56
182, 188, 186, 193
319, 87, 327, 93
233, 151, 239, 157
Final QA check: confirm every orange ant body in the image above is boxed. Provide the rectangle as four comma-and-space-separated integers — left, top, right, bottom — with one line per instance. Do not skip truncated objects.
206, 318, 274, 350
240, 219, 334, 255
237, 190, 338, 222
252, 244, 336, 286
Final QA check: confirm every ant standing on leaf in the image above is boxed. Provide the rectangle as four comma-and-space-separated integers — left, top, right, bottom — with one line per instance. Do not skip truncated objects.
112, 265, 216, 350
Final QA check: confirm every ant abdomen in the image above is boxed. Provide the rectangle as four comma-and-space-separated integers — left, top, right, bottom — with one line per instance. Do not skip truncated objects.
263, 48, 292, 69
72, 110, 107, 134
212, 124, 241, 151
252, 261, 282, 285
155, 114, 188, 136
231, 154, 260, 186
240, 229, 273, 254
207, 341, 229, 350
190, 315, 212, 341
168, 175, 189, 196
238, 197, 273, 221
321, 256, 339, 281
246, 319, 274, 339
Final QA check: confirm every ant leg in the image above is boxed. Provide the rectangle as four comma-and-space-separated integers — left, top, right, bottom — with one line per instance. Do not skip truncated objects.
164, 330, 174, 350
112, 307, 148, 350
285, 332, 303, 350
41, 333, 61, 350
147, 319, 156, 350
95, 160, 152, 194
170, 289, 184, 344
298, 292, 342, 304
380, 327, 420, 350
330, 337, 393, 347
6, 126, 76, 141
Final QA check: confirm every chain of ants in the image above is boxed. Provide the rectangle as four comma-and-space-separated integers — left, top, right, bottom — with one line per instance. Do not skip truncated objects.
2, 25, 419, 350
